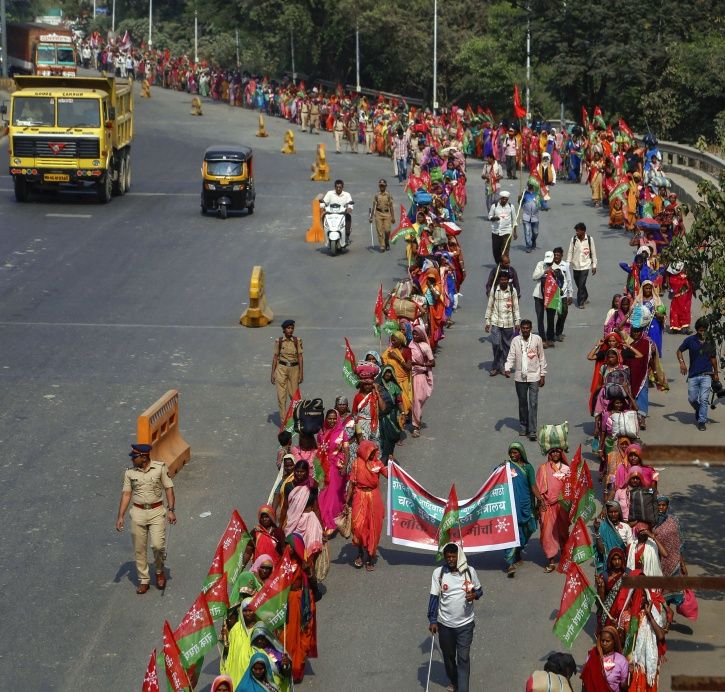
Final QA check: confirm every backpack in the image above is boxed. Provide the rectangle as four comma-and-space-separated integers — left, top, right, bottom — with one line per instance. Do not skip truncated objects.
294, 398, 324, 436
628, 487, 657, 524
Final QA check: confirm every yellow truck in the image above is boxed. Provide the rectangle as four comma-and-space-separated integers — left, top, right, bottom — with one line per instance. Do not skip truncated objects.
4, 76, 133, 203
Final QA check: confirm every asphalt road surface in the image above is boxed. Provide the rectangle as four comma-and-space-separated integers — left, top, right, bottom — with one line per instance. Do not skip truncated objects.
0, 84, 721, 691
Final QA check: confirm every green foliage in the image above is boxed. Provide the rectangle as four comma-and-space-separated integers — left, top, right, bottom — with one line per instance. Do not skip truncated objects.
663, 172, 725, 360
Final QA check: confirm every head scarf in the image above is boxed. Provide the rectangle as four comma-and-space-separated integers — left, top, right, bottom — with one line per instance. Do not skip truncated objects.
508, 441, 529, 465
236, 652, 277, 692
627, 465, 644, 481
250, 621, 285, 654
211, 675, 234, 692
606, 547, 626, 572
654, 495, 670, 528
251, 554, 274, 575
354, 360, 381, 383
412, 324, 428, 340
604, 500, 623, 522
233, 573, 262, 602
257, 504, 277, 527
364, 350, 383, 367
600, 624, 623, 653
625, 443, 643, 463
357, 439, 379, 462
636, 279, 662, 310
392, 330, 407, 345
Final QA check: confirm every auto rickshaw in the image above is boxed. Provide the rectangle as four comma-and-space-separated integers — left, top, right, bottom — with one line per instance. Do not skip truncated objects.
201, 145, 256, 219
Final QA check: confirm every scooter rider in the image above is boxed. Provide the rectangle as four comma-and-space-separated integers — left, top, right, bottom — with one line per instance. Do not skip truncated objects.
322, 179, 354, 244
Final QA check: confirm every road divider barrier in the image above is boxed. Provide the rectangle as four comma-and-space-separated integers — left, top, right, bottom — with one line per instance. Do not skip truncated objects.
306, 195, 324, 242
190, 96, 203, 116
281, 130, 296, 154
310, 143, 330, 181
256, 113, 268, 137
240, 265, 274, 327
140, 79, 151, 98
137, 390, 191, 477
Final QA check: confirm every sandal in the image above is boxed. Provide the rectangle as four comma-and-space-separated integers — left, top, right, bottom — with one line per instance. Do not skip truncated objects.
544, 563, 556, 573
354, 556, 364, 569
412, 428, 421, 438
365, 562, 375, 572
507, 565, 516, 578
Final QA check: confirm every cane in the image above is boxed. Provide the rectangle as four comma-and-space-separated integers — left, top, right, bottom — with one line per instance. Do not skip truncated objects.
161, 516, 171, 597
425, 633, 435, 692
369, 207, 375, 248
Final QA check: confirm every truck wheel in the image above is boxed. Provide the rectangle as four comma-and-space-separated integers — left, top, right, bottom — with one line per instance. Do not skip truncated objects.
14, 178, 30, 203
97, 171, 113, 204
123, 153, 131, 193
247, 203, 254, 215
113, 157, 126, 196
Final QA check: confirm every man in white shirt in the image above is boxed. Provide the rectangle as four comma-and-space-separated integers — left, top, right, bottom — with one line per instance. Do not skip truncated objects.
532, 250, 557, 347
481, 153, 503, 211
488, 189, 516, 265
504, 319, 547, 440
566, 222, 597, 308
504, 128, 518, 179
552, 246, 574, 343
485, 271, 520, 376
428, 543, 483, 692
321, 179, 354, 243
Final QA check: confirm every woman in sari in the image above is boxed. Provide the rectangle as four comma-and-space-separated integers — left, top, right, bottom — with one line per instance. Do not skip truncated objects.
591, 349, 636, 440
347, 440, 388, 571
284, 534, 317, 684
580, 625, 629, 691
352, 361, 390, 447
250, 554, 275, 587
236, 652, 280, 692
603, 295, 632, 336
505, 442, 543, 577
379, 366, 403, 461
666, 262, 693, 334
382, 331, 413, 420
623, 585, 667, 690
410, 325, 435, 438
316, 409, 349, 535
634, 280, 663, 355
250, 622, 292, 692
424, 269, 446, 349
653, 497, 686, 609
589, 151, 604, 207
602, 436, 632, 500
221, 598, 257, 687
536, 447, 571, 573
595, 548, 628, 632
593, 502, 633, 575
247, 505, 286, 565
614, 444, 658, 492
211, 675, 233, 692
280, 462, 324, 563
271, 455, 296, 511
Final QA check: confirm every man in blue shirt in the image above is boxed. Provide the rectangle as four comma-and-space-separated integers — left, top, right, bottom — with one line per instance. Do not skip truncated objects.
677, 317, 720, 431
428, 543, 483, 692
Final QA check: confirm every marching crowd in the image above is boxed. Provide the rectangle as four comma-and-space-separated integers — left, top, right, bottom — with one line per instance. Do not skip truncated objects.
103, 33, 721, 692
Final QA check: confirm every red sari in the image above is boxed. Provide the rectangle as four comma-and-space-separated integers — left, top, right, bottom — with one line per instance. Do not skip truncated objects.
667, 272, 692, 330
350, 441, 388, 559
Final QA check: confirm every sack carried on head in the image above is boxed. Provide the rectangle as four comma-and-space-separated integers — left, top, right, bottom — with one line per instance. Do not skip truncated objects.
294, 397, 324, 436
610, 410, 639, 439
538, 421, 569, 455
628, 487, 657, 524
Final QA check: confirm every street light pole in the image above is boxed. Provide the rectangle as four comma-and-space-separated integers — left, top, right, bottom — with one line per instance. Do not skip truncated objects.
290, 29, 296, 81
235, 28, 240, 68
148, 0, 153, 47
0, 0, 7, 78
525, 1, 530, 125
355, 18, 360, 92
432, 0, 438, 113
194, 8, 198, 64
112, 0, 116, 34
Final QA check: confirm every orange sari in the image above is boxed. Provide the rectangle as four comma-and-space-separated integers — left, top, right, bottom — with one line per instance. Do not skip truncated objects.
350, 441, 388, 559
286, 582, 317, 683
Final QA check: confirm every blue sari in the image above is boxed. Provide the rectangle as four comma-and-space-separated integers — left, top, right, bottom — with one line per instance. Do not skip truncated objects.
594, 508, 626, 574
505, 445, 538, 566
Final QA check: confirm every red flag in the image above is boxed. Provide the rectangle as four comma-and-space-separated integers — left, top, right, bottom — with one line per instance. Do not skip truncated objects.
552, 562, 596, 646
342, 337, 358, 387
476, 105, 484, 115
173, 593, 218, 667
513, 84, 526, 119
162, 621, 191, 692
374, 285, 384, 328
618, 118, 634, 140
248, 546, 300, 627
560, 446, 582, 507
142, 649, 160, 692
202, 543, 224, 593
391, 204, 413, 237
386, 300, 399, 321
581, 106, 590, 128
557, 516, 594, 573
203, 572, 230, 620
436, 484, 460, 559
299, 80, 306, 91
280, 388, 301, 432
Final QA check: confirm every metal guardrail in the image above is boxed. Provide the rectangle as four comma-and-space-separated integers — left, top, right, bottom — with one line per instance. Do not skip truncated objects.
655, 139, 724, 183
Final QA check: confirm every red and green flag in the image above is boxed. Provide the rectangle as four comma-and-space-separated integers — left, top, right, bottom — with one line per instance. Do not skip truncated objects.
581, 105, 590, 129
513, 84, 526, 119
248, 546, 299, 628
557, 517, 594, 574
162, 621, 192, 692
280, 388, 301, 433
312, 454, 326, 489
592, 105, 606, 130
142, 649, 160, 692
552, 562, 596, 647
436, 484, 460, 561
203, 510, 252, 594
204, 572, 229, 621
559, 445, 583, 511
202, 543, 224, 594
372, 284, 384, 337
610, 178, 630, 202
390, 205, 415, 243
343, 337, 358, 388
173, 593, 218, 668
568, 460, 597, 525
543, 271, 563, 314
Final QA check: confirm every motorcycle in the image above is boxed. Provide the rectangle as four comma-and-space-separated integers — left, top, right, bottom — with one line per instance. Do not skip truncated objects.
322, 201, 353, 256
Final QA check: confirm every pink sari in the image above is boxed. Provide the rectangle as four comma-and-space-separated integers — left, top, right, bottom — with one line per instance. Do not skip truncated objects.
284, 485, 323, 559
316, 421, 349, 531
410, 332, 434, 428
536, 460, 570, 559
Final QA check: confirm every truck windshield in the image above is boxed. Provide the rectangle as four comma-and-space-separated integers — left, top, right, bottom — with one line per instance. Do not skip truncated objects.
207, 160, 244, 176
57, 47, 76, 65
57, 98, 100, 128
37, 45, 57, 65
12, 97, 55, 126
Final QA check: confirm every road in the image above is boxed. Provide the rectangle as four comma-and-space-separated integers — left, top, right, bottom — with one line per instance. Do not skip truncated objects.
0, 83, 721, 691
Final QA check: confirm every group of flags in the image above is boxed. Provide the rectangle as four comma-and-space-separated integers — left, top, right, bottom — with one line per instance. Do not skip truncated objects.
142, 510, 299, 690
551, 446, 600, 647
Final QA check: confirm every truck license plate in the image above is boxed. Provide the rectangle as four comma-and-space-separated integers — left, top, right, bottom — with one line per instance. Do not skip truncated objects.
44, 173, 69, 182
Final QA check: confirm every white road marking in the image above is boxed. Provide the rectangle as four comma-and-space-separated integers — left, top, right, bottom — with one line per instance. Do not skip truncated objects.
45, 213, 92, 218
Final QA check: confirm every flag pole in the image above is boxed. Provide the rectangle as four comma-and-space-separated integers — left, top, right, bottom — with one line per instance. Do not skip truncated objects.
425, 634, 435, 692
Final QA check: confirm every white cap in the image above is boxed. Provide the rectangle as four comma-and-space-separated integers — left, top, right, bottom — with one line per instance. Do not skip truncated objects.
544, 250, 555, 263
499, 189, 510, 198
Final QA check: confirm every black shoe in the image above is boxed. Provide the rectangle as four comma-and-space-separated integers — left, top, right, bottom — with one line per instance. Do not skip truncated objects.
697, 422, 707, 431
528, 433, 537, 441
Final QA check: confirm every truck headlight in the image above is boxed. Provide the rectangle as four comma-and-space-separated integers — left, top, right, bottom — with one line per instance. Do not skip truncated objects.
92, 160, 100, 166
13, 158, 20, 165
205, 183, 216, 190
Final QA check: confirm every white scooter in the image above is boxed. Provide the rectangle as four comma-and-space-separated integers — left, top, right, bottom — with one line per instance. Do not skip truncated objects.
322, 201, 353, 256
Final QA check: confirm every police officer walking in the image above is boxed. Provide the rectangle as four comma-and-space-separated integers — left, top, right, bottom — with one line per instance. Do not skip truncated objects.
272, 320, 304, 422
370, 179, 395, 252
116, 444, 176, 594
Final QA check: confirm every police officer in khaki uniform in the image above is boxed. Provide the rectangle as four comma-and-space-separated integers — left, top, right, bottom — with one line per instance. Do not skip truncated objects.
347, 111, 359, 153
300, 98, 310, 132
309, 100, 320, 134
333, 114, 345, 153
272, 319, 304, 422
116, 444, 176, 594
370, 179, 395, 252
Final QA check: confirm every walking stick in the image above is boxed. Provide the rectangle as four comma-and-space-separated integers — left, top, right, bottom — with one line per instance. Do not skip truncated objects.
369, 207, 375, 248
161, 516, 171, 597
425, 634, 435, 692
